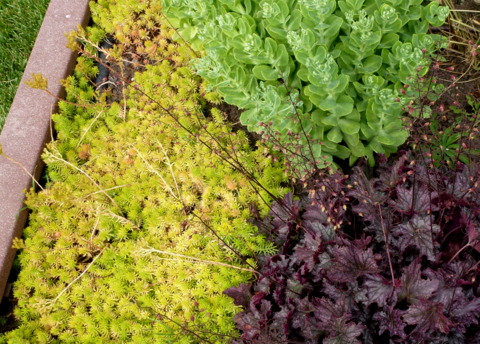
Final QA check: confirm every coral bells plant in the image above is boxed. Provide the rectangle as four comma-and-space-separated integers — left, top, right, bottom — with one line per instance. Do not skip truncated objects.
225, 152, 480, 343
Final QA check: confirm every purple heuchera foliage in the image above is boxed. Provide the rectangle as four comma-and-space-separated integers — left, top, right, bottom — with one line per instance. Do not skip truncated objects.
224, 152, 480, 343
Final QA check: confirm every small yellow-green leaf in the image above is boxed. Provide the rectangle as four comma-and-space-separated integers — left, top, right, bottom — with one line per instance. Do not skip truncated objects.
26, 73, 48, 90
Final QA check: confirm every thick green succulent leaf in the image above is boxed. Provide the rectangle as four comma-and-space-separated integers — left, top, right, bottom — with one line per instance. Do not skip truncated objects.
339, 118, 360, 135
331, 95, 354, 117
317, 95, 336, 111
344, 133, 365, 157
360, 55, 383, 74
275, 44, 291, 70
368, 139, 385, 154
329, 74, 350, 96
331, 143, 351, 159
327, 127, 343, 143
379, 32, 399, 49
287, 9, 302, 30
252, 65, 280, 81
218, 87, 250, 107
321, 114, 338, 127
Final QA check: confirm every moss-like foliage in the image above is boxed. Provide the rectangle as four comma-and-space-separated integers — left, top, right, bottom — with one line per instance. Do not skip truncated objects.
2, 2, 287, 343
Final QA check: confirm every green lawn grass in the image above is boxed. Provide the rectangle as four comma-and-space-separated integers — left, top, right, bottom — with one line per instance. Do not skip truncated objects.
0, 0, 51, 131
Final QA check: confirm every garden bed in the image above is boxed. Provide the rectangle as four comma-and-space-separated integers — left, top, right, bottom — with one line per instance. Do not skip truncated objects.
1, 0, 480, 343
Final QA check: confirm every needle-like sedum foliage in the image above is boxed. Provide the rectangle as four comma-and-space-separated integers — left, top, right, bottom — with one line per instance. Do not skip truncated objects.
2, 2, 288, 343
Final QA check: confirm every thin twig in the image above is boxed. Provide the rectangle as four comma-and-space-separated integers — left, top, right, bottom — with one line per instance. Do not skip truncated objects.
44, 150, 121, 210
0, 151, 44, 191
50, 247, 106, 305
139, 247, 258, 274
377, 205, 396, 286
132, 146, 179, 200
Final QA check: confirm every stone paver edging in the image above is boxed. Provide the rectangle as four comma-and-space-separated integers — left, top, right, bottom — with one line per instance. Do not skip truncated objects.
0, 0, 90, 301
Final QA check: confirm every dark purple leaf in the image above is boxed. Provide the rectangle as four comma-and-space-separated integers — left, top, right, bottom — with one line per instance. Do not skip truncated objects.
224, 283, 252, 308
364, 273, 396, 307
323, 317, 365, 344
377, 152, 410, 189
393, 215, 440, 261
348, 167, 386, 224
267, 193, 301, 244
234, 312, 261, 341
347, 281, 369, 305
312, 297, 348, 325
466, 216, 480, 253
294, 230, 323, 271
427, 331, 466, 344
448, 165, 479, 201
327, 238, 380, 283
373, 308, 406, 337
403, 300, 453, 334
303, 198, 330, 226
399, 259, 439, 302
391, 184, 438, 215
450, 297, 480, 329
250, 292, 267, 310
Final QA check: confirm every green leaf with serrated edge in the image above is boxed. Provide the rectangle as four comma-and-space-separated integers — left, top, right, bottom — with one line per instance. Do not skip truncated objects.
311, 109, 328, 126
277, 0, 289, 18
287, 9, 302, 30
321, 114, 338, 127
239, 107, 260, 126
321, 16, 343, 47
364, 145, 375, 166
339, 118, 360, 135
348, 108, 361, 121
322, 139, 337, 150
382, 117, 404, 132
236, 65, 247, 83
275, 44, 290, 70
344, 133, 365, 157
360, 122, 375, 140
331, 144, 351, 159
368, 139, 385, 154
294, 51, 310, 66
252, 65, 280, 81
310, 125, 325, 141
375, 132, 396, 146
360, 55, 383, 74
312, 143, 323, 159
366, 100, 379, 123
305, 84, 327, 97
327, 127, 343, 143
318, 96, 336, 111
367, 120, 382, 132
323, 74, 350, 97
340, 0, 364, 12
376, 128, 407, 146
331, 95, 354, 117
379, 32, 399, 49
266, 25, 287, 42
389, 129, 409, 145
220, 90, 250, 108
264, 37, 277, 57
233, 50, 268, 65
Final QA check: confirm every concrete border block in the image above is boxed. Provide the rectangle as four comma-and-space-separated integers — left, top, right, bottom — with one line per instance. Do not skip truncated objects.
0, 0, 91, 301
